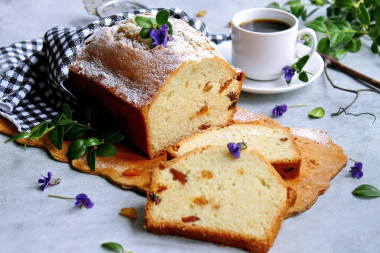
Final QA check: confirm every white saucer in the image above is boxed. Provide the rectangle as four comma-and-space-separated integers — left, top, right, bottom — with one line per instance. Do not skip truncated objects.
216, 41, 324, 94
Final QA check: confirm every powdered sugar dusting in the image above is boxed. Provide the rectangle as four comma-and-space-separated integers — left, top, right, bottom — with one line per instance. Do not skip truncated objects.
291, 128, 331, 146
71, 15, 221, 108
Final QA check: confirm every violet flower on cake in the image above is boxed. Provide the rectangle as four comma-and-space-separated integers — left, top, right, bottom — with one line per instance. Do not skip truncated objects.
38, 171, 61, 191
227, 141, 247, 159
150, 24, 172, 47
349, 162, 363, 179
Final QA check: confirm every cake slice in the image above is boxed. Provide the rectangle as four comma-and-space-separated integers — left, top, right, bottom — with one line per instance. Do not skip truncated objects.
145, 145, 296, 253
69, 15, 244, 158
168, 124, 302, 179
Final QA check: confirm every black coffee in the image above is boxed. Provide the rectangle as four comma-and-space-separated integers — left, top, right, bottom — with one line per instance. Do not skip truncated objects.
240, 19, 291, 33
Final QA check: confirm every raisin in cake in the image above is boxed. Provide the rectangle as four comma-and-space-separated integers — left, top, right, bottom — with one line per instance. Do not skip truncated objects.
168, 124, 302, 179
69, 14, 244, 158
145, 145, 296, 253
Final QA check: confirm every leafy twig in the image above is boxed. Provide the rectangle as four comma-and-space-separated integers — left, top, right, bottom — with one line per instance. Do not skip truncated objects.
4, 102, 124, 171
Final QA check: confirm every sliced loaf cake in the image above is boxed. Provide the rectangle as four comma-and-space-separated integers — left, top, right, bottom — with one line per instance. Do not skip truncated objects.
145, 145, 296, 253
69, 15, 244, 158
167, 124, 302, 179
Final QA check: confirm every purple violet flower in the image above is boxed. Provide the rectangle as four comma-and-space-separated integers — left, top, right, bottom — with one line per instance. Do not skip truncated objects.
75, 193, 94, 209
282, 66, 295, 84
38, 172, 60, 191
149, 24, 171, 47
227, 141, 247, 159
272, 104, 288, 117
349, 162, 363, 179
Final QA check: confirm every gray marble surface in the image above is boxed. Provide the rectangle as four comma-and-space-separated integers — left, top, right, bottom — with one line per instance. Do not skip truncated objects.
0, 0, 379, 252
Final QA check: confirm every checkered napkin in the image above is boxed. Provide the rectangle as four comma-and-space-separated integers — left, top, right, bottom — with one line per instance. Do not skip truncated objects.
0, 8, 230, 132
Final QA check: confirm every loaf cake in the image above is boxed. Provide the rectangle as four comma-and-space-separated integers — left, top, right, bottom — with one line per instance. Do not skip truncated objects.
145, 145, 296, 253
168, 124, 302, 179
69, 14, 244, 158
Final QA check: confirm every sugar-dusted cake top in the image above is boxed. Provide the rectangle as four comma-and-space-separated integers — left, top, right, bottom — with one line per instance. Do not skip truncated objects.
71, 15, 223, 108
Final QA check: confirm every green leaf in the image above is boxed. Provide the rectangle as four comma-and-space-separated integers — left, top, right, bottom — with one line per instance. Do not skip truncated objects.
266, 2, 281, 8
325, 22, 339, 32
62, 103, 72, 120
49, 126, 64, 150
139, 28, 151, 39
356, 3, 371, 26
166, 22, 173, 35
306, 20, 327, 33
309, 107, 325, 118
99, 130, 124, 144
101, 242, 124, 253
67, 139, 87, 160
333, 20, 351, 31
4, 132, 31, 144
368, 25, 380, 39
346, 38, 362, 52
335, 0, 354, 8
317, 37, 330, 53
84, 101, 99, 123
374, 7, 380, 25
291, 4, 305, 17
87, 148, 97, 171
85, 137, 101, 147
104, 134, 124, 144
64, 125, 88, 141
51, 114, 72, 126
314, 16, 326, 22
30, 122, 49, 139
352, 184, 380, 198
333, 48, 347, 60
149, 17, 157, 26
299, 71, 309, 82
342, 32, 355, 43
296, 55, 310, 71
96, 143, 117, 157
156, 10, 170, 25
304, 7, 319, 20
135, 16, 153, 28
371, 41, 379, 53
330, 31, 346, 46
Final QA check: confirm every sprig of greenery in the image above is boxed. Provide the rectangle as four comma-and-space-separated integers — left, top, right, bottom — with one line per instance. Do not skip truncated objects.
4, 102, 124, 171
292, 54, 312, 82
268, 0, 380, 60
135, 10, 173, 45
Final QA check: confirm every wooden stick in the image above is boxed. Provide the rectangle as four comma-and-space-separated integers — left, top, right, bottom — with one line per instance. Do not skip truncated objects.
319, 52, 380, 90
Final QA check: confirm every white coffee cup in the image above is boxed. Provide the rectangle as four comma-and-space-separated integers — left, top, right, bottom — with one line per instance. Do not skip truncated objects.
231, 8, 317, 81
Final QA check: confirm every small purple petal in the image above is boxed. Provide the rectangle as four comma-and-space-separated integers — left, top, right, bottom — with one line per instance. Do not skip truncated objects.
354, 162, 362, 170
85, 200, 94, 209
282, 66, 295, 83
38, 172, 53, 191
227, 142, 241, 159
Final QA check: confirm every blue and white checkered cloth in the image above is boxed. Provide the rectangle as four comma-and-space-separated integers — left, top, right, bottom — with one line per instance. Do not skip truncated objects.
0, 8, 230, 132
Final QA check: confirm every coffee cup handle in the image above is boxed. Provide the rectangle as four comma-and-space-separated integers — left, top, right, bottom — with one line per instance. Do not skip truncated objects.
297, 28, 317, 57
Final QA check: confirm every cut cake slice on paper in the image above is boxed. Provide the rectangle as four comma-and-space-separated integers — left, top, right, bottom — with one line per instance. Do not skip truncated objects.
145, 145, 296, 253
167, 124, 302, 179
